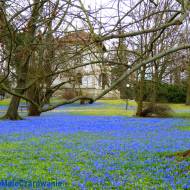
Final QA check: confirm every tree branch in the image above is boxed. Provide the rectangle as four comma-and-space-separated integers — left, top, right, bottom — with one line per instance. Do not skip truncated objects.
41, 96, 94, 112
94, 44, 190, 101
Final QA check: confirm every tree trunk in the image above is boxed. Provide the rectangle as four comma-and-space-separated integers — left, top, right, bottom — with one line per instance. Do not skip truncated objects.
3, 60, 29, 120
151, 64, 159, 104
136, 99, 143, 116
27, 85, 41, 117
119, 81, 128, 99
0, 0, 43, 120
2, 96, 22, 120
136, 65, 146, 116
174, 67, 181, 85
28, 103, 41, 116
26, 84, 42, 116
186, 66, 190, 105
186, 86, 190, 105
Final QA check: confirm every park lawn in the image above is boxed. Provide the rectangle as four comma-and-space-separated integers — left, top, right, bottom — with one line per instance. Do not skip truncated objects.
69, 108, 135, 116
0, 98, 27, 106
64, 100, 190, 118
169, 103, 190, 110
66, 100, 136, 116
0, 99, 10, 106
99, 99, 137, 106
1, 98, 190, 118
0, 100, 190, 189
176, 125, 190, 131
169, 103, 190, 118
0, 115, 189, 189
172, 112, 190, 118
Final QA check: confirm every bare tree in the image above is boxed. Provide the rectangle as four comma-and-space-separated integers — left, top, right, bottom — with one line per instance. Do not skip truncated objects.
0, 0, 190, 120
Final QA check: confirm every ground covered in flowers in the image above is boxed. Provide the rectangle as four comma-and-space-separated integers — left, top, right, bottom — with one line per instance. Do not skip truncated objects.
0, 116, 189, 189
0, 100, 190, 189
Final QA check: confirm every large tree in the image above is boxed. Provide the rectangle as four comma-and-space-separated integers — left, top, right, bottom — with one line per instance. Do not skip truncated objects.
0, 0, 190, 120
0, 0, 45, 119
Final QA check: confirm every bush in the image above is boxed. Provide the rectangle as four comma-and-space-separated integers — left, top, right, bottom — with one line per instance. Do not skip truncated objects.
141, 81, 187, 103
62, 90, 76, 100
140, 103, 173, 117
157, 83, 186, 103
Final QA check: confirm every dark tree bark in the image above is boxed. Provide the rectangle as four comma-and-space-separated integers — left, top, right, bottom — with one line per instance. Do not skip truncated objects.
173, 67, 181, 85
176, 149, 190, 159
151, 55, 159, 104
27, 84, 42, 116
136, 65, 146, 116
2, 96, 22, 120
186, 66, 190, 105
3, 64, 28, 120
186, 86, 190, 105
28, 104, 41, 116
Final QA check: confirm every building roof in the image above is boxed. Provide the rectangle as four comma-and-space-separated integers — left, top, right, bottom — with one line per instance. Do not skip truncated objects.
59, 31, 91, 45
57, 31, 106, 52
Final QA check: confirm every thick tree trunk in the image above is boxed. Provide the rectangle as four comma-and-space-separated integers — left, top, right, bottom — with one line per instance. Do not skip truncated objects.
28, 103, 41, 116
27, 85, 41, 117
0, 0, 43, 120
2, 96, 22, 120
136, 99, 143, 116
3, 63, 28, 120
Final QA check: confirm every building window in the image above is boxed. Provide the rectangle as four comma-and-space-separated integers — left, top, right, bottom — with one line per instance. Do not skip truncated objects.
76, 73, 82, 85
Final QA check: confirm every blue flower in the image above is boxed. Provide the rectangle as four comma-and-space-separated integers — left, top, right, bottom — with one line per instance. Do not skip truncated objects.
39, 157, 46, 161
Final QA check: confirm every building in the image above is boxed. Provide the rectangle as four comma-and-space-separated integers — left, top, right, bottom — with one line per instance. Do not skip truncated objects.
53, 31, 120, 99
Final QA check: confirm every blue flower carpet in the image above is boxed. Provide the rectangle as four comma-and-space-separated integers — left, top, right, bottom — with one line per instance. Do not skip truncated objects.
0, 103, 189, 189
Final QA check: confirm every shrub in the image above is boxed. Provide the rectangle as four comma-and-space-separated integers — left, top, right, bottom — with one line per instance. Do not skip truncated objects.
163, 84, 186, 103
142, 81, 187, 103
140, 103, 173, 117
62, 90, 76, 100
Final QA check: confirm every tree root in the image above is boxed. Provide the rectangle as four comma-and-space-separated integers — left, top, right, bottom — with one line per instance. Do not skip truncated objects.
176, 150, 190, 159
1, 114, 23, 120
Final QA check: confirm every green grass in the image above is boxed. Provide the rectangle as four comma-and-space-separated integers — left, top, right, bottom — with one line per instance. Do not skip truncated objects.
67, 100, 190, 118
66, 99, 136, 116
1, 98, 190, 118
99, 99, 137, 106
69, 108, 135, 116
0, 132, 188, 189
172, 112, 190, 118
176, 126, 190, 131
0, 99, 189, 189
169, 103, 190, 110
0, 99, 10, 106
0, 98, 28, 106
